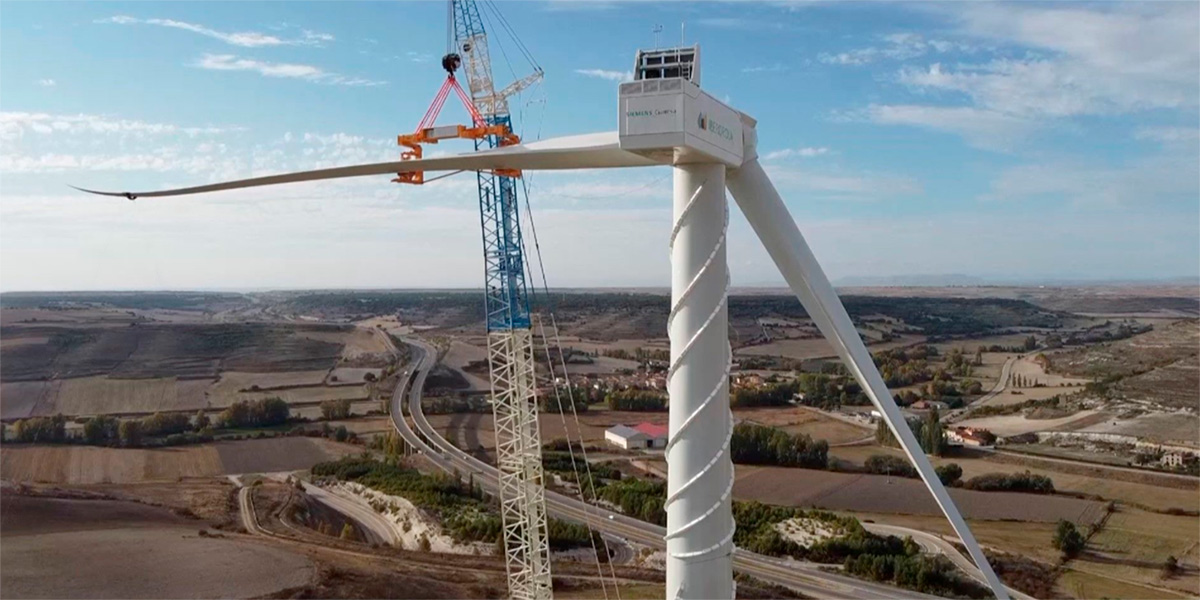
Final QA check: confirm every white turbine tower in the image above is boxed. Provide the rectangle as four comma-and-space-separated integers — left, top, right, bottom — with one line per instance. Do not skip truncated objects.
77, 45, 1010, 600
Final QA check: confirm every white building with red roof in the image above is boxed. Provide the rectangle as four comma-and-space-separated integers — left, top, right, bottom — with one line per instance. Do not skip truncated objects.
604, 422, 669, 450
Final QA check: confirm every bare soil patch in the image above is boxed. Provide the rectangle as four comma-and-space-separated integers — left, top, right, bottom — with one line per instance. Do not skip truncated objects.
1048, 320, 1199, 409
0, 494, 313, 599
216, 438, 361, 475
1076, 411, 1200, 446
733, 465, 1107, 524
0, 323, 347, 382
734, 406, 870, 445
955, 409, 1107, 437
1080, 506, 1200, 597
831, 444, 1200, 512
1, 438, 361, 484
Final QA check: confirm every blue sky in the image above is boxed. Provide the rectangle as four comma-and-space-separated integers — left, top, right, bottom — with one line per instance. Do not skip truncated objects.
1, 1, 1197, 291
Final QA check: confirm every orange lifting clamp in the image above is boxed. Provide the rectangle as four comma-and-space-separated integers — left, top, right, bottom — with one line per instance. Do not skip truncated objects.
394, 53, 522, 185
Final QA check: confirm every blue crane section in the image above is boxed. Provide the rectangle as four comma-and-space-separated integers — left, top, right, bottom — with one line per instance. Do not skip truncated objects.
454, 0, 532, 332
472, 118, 531, 331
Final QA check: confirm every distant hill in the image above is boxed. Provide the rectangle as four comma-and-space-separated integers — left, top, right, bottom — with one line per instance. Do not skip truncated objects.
833, 274, 987, 287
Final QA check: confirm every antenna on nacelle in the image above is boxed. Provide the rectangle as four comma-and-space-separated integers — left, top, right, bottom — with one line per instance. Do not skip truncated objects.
632, 43, 699, 84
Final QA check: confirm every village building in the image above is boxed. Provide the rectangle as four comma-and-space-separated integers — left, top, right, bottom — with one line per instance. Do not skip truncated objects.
910, 399, 949, 411
948, 426, 996, 447
605, 422, 668, 450
605, 425, 648, 449
1162, 452, 1185, 468
632, 422, 669, 449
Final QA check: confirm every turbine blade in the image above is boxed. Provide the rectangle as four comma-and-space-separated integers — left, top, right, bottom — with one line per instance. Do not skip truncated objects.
727, 157, 1011, 600
72, 132, 657, 199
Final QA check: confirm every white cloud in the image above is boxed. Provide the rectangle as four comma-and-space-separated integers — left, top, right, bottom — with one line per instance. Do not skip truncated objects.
742, 63, 788, 74
818, 32, 972, 66
96, 16, 333, 47
405, 51, 433, 63
765, 163, 921, 198
818, 48, 878, 66
763, 146, 829, 160
0, 152, 221, 174
0, 112, 240, 142
697, 17, 786, 31
858, 104, 1033, 151
909, 3, 1199, 118
574, 69, 633, 83
193, 54, 385, 87
36, 79, 56, 87
1136, 127, 1200, 146
538, 179, 670, 203
983, 152, 1198, 207
541, 1, 618, 12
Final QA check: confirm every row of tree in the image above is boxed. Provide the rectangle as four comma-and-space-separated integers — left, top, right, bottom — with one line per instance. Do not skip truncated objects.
874, 408, 947, 456
319, 399, 353, 420
731, 422, 829, 469
606, 389, 667, 412
217, 397, 290, 429
962, 471, 1055, 493
9, 397, 292, 448
863, 454, 962, 485
82, 410, 212, 447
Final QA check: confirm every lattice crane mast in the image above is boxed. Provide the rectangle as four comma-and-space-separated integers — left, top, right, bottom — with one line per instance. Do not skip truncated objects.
393, 2, 550, 599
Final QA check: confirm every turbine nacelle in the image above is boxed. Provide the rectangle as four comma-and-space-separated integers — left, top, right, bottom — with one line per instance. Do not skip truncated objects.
618, 77, 746, 167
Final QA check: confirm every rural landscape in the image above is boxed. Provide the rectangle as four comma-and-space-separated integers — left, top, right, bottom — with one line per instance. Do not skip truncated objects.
2, 285, 1196, 599
3, 0, 1197, 598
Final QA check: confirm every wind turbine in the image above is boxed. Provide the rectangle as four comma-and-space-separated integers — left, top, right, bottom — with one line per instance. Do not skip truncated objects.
76, 46, 1010, 600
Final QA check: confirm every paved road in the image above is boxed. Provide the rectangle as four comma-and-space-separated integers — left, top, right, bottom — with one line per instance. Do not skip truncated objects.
386, 336, 938, 600
864, 523, 1032, 600
237, 486, 261, 534
987, 446, 1200, 483
298, 481, 400, 547
977, 355, 1018, 406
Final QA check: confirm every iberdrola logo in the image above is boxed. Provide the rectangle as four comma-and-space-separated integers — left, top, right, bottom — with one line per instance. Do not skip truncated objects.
697, 111, 733, 141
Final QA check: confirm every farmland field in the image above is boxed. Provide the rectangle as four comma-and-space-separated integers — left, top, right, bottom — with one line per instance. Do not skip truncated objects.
732, 465, 1108, 524
428, 408, 672, 462
1, 370, 371, 419
0, 323, 348, 382
1075, 411, 1200, 445
1057, 569, 1192, 599
830, 444, 1200, 512
733, 406, 871, 445
297, 326, 390, 361
210, 370, 329, 393
735, 333, 924, 360
953, 409, 1107, 437
1, 376, 211, 418
0, 494, 313, 598
1046, 319, 1199, 409
327, 367, 382, 385
1, 437, 360, 483
1077, 507, 1200, 597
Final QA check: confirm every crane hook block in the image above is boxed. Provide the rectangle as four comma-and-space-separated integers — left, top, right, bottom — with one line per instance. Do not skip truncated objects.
442, 53, 462, 75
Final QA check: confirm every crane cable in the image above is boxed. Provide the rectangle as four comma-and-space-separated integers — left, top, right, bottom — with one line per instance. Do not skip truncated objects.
519, 176, 623, 600
482, 1, 540, 73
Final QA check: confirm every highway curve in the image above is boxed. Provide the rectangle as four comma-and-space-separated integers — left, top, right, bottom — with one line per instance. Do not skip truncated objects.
383, 335, 940, 600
